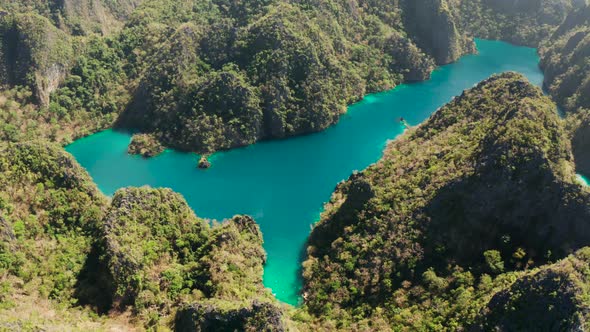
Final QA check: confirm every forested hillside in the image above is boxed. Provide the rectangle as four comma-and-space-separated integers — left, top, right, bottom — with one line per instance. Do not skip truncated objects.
1, 0, 586, 155
0, 0, 474, 154
540, 4, 590, 114
303, 73, 590, 330
1, 0, 590, 331
459, 0, 586, 47
113, 0, 474, 153
0, 142, 293, 330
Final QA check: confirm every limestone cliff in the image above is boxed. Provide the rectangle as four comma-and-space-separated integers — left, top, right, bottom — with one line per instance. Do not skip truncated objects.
403, 0, 475, 64
540, 4, 590, 114
0, 13, 73, 106
567, 110, 590, 176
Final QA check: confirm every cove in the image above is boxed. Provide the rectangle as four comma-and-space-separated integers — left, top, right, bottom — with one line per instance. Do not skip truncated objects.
66, 39, 544, 305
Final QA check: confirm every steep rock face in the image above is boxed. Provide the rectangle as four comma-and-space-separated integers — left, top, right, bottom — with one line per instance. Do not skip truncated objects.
0, 13, 73, 106
540, 4, 590, 114
0, 0, 143, 34
568, 110, 590, 176
459, 0, 585, 47
473, 248, 590, 331
0, 214, 13, 243
384, 31, 436, 81
303, 73, 590, 327
403, 0, 475, 64
174, 301, 285, 332
57, 0, 143, 34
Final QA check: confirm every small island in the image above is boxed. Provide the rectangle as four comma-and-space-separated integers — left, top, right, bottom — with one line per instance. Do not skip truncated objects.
127, 133, 165, 158
198, 155, 211, 169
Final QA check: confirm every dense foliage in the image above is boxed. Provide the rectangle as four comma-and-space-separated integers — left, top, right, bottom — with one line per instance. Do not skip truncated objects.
303, 73, 590, 330
93, 187, 277, 327
540, 4, 590, 114
475, 247, 590, 331
1, 0, 590, 330
0, 0, 141, 35
0, 0, 585, 154
0, 142, 110, 327
115, 0, 473, 153
458, 0, 585, 47
128, 133, 165, 157
0, 0, 475, 154
0, 12, 73, 106
0, 143, 286, 329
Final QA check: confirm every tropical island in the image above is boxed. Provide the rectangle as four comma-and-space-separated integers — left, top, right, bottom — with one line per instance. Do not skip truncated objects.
1, 0, 590, 331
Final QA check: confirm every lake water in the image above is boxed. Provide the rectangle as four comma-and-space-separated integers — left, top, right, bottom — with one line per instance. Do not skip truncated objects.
66, 39, 545, 305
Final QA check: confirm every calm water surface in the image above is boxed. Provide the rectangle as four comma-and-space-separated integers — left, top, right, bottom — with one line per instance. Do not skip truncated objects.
67, 40, 545, 305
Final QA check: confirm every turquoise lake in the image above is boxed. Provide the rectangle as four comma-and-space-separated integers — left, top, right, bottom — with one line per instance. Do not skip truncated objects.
66, 39, 545, 305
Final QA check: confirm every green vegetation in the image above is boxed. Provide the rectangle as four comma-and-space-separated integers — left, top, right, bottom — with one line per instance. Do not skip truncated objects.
175, 300, 286, 332
540, 4, 590, 114
128, 133, 165, 157
93, 187, 278, 327
0, 0, 586, 155
0, 0, 141, 35
1, 1, 590, 330
0, 12, 74, 106
475, 247, 590, 331
458, 0, 585, 47
0, 0, 474, 155
540, 4, 590, 177
303, 73, 590, 330
0, 142, 286, 330
115, 0, 473, 153
0, 141, 108, 328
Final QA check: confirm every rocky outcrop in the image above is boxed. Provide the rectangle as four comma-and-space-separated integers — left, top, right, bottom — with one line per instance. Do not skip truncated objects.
568, 110, 590, 176
101, 187, 208, 308
199, 215, 268, 299
0, 142, 103, 201
57, 0, 143, 34
198, 156, 211, 169
0, 213, 14, 244
127, 133, 164, 158
385, 32, 436, 81
473, 248, 590, 331
118, 24, 264, 154
97, 187, 273, 327
174, 301, 285, 332
403, 0, 475, 64
0, 13, 73, 106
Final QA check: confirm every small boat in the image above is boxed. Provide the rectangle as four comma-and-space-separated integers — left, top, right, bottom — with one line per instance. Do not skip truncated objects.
399, 117, 410, 129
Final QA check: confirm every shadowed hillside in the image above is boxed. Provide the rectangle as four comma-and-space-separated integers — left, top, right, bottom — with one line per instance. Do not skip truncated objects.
303, 73, 590, 330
